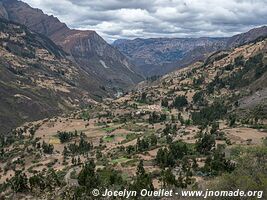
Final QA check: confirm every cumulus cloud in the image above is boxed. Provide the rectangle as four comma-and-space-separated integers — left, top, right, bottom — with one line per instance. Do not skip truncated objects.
21, 0, 267, 42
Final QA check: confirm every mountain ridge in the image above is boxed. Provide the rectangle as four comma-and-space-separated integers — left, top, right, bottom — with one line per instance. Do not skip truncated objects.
0, 0, 143, 91
0, 17, 107, 134
113, 26, 267, 77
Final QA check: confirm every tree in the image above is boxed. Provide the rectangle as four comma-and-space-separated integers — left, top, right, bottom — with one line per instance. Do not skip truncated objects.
161, 98, 169, 107
173, 96, 188, 109
139, 92, 147, 103
131, 160, 154, 194
228, 115, 236, 127
11, 171, 29, 193
169, 141, 188, 160
193, 91, 204, 105
29, 174, 46, 191
42, 141, 54, 154
203, 148, 235, 175
210, 122, 219, 135
149, 134, 157, 147
136, 160, 146, 177
192, 102, 227, 125
29, 128, 35, 138
196, 133, 215, 154
210, 146, 267, 198
78, 160, 99, 190
161, 168, 177, 188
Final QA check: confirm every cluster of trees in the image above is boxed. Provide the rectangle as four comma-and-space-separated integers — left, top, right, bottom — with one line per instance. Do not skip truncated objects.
161, 98, 169, 107
0, 127, 29, 149
195, 133, 216, 155
207, 53, 265, 92
192, 91, 205, 106
80, 110, 90, 121
72, 160, 155, 198
71, 157, 82, 166
130, 160, 154, 194
57, 130, 79, 143
9, 169, 62, 193
77, 160, 99, 193
172, 95, 188, 109
163, 124, 178, 136
156, 141, 190, 168
42, 141, 54, 154
159, 156, 197, 189
125, 134, 158, 155
192, 101, 227, 125
63, 136, 93, 156
136, 134, 158, 152
203, 147, 235, 176
146, 75, 162, 82
211, 145, 267, 197
148, 112, 167, 124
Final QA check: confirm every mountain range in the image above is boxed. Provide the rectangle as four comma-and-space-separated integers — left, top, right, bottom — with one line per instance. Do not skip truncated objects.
113, 26, 267, 76
0, 17, 107, 133
0, 0, 143, 93
0, 0, 267, 134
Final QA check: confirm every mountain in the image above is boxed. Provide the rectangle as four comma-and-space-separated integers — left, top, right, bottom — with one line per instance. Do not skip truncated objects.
113, 26, 267, 77
0, 0, 143, 91
137, 36, 267, 118
0, 34, 266, 200
0, 18, 107, 134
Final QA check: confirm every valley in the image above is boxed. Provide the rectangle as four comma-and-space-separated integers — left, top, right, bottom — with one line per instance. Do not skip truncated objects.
0, 36, 266, 199
113, 26, 267, 77
0, 0, 266, 199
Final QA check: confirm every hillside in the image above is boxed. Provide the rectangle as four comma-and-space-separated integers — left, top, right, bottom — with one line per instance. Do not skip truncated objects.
0, 18, 107, 134
0, 0, 143, 91
113, 26, 267, 77
138, 37, 267, 118
0, 35, 266, 199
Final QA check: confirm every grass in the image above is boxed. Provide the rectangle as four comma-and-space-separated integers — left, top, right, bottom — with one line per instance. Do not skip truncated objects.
103, 135, 115, 142
110, 157, 131, 164
121, 133, 138, 144
103, 133, 127, 143
102, 127, 117, 133
121, 159, 138, 167
121, 173, 130, 181
49, 138, 60, 144
162, 108, 170, 113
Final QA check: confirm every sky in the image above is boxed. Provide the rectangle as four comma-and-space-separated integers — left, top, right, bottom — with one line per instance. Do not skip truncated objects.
21, 0, 267, 42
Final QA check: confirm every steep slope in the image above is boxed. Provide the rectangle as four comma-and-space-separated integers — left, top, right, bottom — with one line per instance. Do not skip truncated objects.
136, 37, 267, 119
0, 0, 143, 91
113, 26, 267, 77
0, 18, 106, 134
227, 26, 267, 47
0, 28, 266, 200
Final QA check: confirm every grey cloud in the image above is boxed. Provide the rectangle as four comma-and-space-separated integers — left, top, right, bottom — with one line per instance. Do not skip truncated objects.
22, 0, 267, 42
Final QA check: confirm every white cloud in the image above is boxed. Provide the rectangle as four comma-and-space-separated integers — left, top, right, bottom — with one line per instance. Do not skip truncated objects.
21, 0, 267, 42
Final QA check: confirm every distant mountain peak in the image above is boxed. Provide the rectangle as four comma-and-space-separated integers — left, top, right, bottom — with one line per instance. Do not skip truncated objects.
113, 26, 267, 77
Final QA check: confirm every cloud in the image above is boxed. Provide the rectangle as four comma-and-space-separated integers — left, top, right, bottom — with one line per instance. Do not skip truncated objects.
21, 0, 267, 42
